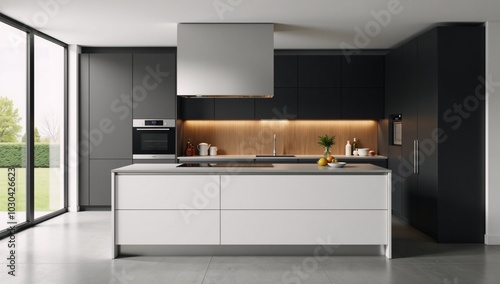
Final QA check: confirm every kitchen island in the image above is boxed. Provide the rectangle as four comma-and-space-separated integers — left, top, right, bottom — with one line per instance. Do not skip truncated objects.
111, 163, 392, 258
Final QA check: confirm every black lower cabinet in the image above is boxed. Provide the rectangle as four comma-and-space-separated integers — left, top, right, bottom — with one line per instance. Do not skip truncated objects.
385, 26, 485, 242
297, 88, 341, 119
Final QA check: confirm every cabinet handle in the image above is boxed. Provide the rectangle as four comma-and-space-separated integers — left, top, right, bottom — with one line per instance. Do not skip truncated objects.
136, 128, 170, 131
414, 140, 419, 174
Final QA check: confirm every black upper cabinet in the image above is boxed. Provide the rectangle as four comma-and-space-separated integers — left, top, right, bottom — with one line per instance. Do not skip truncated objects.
214, 99, 255, 120
274, 56, 298, 88
298, 56, 341, 87
298, 88, 341, 119
255, 88, 298, 119
341, 88, 384, 119
180, 98, 214, 119
180, 54, 384, 120
384, 48, 402, 117
341, 56, 384, 87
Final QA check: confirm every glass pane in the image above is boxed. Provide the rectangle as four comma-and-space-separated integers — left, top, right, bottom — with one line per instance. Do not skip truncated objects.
34, 35, 64, 218
0, 22, 28, 228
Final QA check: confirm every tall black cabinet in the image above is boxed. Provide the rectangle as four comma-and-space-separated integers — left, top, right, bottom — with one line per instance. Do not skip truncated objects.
385, 26, 485, 242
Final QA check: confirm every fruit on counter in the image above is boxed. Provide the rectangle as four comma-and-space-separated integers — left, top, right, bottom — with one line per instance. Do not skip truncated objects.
317, 158, 328, 166
369, 150, 376, 156
326, 155, 338, 163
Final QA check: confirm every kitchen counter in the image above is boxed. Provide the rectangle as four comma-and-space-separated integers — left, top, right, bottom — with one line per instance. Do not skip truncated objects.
178, 154, 387, 161
113, 162, 390, 175
177, 154, 388, 168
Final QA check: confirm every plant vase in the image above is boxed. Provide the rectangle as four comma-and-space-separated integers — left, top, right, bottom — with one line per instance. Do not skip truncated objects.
324, 147, 331, 158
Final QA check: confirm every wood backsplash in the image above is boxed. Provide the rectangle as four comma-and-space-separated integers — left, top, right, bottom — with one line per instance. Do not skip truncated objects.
181, 120, 378, 156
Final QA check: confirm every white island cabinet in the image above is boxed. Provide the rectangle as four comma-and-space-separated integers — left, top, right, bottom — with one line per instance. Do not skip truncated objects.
111, 163, 392, 258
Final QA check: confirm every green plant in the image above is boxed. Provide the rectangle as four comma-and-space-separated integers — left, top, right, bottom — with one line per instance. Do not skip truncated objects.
0, 143, 59, 167
318, 134, 335, 157
317, 134, 335, 148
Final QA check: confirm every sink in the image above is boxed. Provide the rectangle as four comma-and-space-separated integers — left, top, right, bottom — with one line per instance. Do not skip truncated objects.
256, 155, 296, 157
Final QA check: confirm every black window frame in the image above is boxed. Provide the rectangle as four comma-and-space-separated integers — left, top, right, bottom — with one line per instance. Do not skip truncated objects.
0, 13, 68, 239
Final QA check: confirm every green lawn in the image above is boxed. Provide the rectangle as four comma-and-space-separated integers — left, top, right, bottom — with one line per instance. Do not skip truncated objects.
0, 168, 56, 211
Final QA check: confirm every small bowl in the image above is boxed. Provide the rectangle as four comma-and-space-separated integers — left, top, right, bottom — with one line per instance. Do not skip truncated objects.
357, 148, 369, 156
328, 162, 346, 168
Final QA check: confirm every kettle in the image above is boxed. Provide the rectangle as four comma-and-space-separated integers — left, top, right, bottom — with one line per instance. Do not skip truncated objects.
197, 142, 211, 156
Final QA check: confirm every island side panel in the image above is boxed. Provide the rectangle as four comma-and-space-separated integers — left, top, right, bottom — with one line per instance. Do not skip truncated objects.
111, 172, 117, 258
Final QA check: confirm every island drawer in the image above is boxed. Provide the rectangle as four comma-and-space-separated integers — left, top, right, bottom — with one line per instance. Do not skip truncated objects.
115, 175, 220, 209
221, 210, 387, 245
115, 210, 220, 245
221, 175, 388, 209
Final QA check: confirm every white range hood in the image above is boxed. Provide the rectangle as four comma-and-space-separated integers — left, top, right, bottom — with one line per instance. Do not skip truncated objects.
177, 23, 274, 98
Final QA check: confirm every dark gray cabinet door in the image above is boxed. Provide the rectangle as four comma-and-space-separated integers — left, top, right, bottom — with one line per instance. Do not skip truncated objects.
399, 39, 419, 226
416, 29, 439, 238
89, 54, 133, 159
255, 88, 298, 119
298, 56, 341, 87
180, 98, 215, 119
341, 88, 384, 119
298, 88, 341, 119
132, 54, 176, 119
384, 48, 401, 117
341, 56, 384, 87
90, 159, 132, 206
435, 26, 485, 243
275, 55, 298, 87
214, 99, 255, 119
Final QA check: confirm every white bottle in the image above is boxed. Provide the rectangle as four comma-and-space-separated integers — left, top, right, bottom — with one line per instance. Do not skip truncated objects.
345, 140, 352, 156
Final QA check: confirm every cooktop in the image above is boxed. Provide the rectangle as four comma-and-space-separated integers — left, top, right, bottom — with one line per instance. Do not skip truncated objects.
177, 163, 274, 168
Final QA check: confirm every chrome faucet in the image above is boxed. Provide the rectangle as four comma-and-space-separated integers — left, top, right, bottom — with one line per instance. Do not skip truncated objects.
273, 134, 277, 156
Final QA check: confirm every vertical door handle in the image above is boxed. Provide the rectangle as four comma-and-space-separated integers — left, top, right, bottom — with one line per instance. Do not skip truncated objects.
413, 140, 419, 174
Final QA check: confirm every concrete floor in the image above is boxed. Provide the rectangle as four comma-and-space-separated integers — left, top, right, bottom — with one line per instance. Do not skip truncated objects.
1, 212, 499, 284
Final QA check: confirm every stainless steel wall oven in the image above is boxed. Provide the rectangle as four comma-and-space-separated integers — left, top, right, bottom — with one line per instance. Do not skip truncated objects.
132, 119, 175, 159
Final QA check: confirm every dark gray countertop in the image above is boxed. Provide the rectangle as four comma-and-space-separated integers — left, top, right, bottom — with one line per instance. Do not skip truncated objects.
112, 163, 391, 175
177, 154, 387, 162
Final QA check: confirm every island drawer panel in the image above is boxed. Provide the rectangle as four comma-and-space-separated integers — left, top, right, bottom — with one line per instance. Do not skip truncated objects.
116, 210, 220, 245
115, 175, 220, 209
221, 175, 387, 209
221, 210, 387, 245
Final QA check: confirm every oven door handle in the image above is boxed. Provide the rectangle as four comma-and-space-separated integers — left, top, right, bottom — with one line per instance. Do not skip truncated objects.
135, 128, 170, 131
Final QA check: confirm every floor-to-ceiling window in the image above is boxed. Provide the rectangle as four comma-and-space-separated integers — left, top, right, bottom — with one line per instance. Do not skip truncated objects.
34, 35, 65, 218
0, 16, 67, 237
0, 21, 28, 229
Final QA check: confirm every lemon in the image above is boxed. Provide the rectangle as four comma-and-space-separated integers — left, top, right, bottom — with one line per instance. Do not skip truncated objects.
317, 158, 328, 166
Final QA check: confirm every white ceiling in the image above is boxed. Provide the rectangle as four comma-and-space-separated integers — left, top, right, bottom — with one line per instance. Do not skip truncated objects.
0, 0, 499, 48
